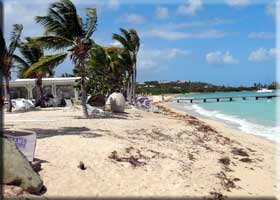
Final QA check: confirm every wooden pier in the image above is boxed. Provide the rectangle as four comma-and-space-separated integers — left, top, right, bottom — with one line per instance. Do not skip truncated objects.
176, 95, 279, 103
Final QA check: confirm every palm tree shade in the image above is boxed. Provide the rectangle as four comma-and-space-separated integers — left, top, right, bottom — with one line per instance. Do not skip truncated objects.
34, 0, 97, 118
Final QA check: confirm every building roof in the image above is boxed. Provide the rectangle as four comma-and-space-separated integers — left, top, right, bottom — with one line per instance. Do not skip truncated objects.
7, 77, 81, 87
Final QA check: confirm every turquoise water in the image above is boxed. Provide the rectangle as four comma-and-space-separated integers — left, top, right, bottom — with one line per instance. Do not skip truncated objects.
174, 90, 279, 141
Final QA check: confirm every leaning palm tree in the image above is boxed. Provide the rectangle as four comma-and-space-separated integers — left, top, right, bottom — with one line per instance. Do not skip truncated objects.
14, 39, 67, 106
105, 46, 132, 93
0, 24, 23, 112
86, 44, 132, 97
112, 28, 140, 104
34, 0, 97, 118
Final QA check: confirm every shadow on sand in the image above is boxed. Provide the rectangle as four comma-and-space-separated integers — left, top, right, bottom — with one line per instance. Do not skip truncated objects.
26, 126, 106, 139
73, 111, 133, 120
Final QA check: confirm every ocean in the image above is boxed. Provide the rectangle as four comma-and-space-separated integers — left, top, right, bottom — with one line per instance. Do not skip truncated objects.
170, 90, 280, 142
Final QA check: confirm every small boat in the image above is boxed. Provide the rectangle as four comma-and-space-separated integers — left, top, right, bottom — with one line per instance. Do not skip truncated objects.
256, 88, 273, 93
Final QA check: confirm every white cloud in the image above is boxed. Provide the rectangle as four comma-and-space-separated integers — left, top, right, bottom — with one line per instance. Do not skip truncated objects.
4, 0, 48, 37
117, 13, 146, 24
138, 48, 188, 71
161, 18, 233, 30
248, 48, 276, 62
266, 3, 276, 17
144, 29, 227, 40
155, 7, 169, 20
248, 32, 274, 39
225, 0, 250, 8
177, 0, 203, 16
107, 0, 119, 10
206, 51, 239, 65
109, 41, 122, 47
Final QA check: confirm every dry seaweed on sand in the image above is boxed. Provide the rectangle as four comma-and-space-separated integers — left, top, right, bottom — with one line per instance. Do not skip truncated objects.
188, 153, 195, 161
215, 171, 240, 192
197, 124, 218, 133
231, 148, 249, 157
218, 157, 230, 166
239, 157, 253, 163
207, 191, 227, 200
109, 147, 147, 167
218, 157, 233, 172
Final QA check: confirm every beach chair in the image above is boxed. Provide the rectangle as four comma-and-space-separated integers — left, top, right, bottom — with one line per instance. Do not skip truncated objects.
65, 99, 73, 107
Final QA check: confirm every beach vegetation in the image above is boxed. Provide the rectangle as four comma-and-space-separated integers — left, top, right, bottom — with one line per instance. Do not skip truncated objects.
136, 81, 278, 95
0, 24, 23, 112
83, 44, 132, 98
112, 28, 140, 104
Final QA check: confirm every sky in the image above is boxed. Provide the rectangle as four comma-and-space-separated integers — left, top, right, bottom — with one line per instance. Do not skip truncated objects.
2, 0, 277, 86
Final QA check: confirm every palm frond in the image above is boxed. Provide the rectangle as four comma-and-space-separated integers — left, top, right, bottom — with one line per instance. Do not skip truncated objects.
23, 52, 68, 78
84, 8, 97, 40
7, 24, 23, 56
13, 55, 32, 78
13, 54, 30, 69
17, 41, 44, 65
87, 44, 108, 66
119, 28, 131, 42
36, 0, 84, 39
36, 15, 67, 37
129, 29, 140, 52
112, 34, 130, 50
33, 36, 73, 50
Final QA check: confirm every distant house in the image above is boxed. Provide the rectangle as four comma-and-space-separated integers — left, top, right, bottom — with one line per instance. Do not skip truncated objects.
3, 77, 80, 100
144, 85, 155, 88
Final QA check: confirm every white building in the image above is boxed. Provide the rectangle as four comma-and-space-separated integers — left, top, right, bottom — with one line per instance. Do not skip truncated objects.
4, 77, 80, 100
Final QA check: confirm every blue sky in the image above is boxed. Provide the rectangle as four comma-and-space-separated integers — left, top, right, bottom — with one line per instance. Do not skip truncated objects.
3, 0, 277, 86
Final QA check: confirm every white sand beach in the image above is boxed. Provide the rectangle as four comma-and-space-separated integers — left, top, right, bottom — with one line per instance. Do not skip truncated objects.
3, 103, 276, 199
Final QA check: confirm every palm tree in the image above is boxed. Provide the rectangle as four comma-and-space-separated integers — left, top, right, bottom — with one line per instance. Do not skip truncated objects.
14, 39, 67, 106
105, 46, 132, 93
85, 44, 132, 97
34, 0, 97, 118
112, 28, 140, 104
0, 24, 23, 112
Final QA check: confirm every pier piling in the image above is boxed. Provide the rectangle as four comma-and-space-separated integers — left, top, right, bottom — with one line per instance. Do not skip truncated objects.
176, 94, 278, 103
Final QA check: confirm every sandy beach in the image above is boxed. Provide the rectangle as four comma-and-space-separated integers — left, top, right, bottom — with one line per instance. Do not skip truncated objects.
3, 102, 276, 199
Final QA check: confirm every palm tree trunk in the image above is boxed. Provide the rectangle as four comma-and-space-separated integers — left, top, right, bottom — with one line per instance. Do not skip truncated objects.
129, 76, 133, 104
126, 80, 130, 102
81, 76, 89, 118
132, 64, 137, 105
131, 76, 135, 104
5, 77, 12, 112
35, 77, 45, 107
131, 56, 137, 105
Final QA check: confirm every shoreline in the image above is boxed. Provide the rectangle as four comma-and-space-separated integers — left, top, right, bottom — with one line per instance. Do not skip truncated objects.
165, 101, 277, 145
152, 92, 277, 143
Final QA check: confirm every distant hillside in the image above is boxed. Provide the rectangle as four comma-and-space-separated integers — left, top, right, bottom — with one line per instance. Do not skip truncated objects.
136, 81, 279, 95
